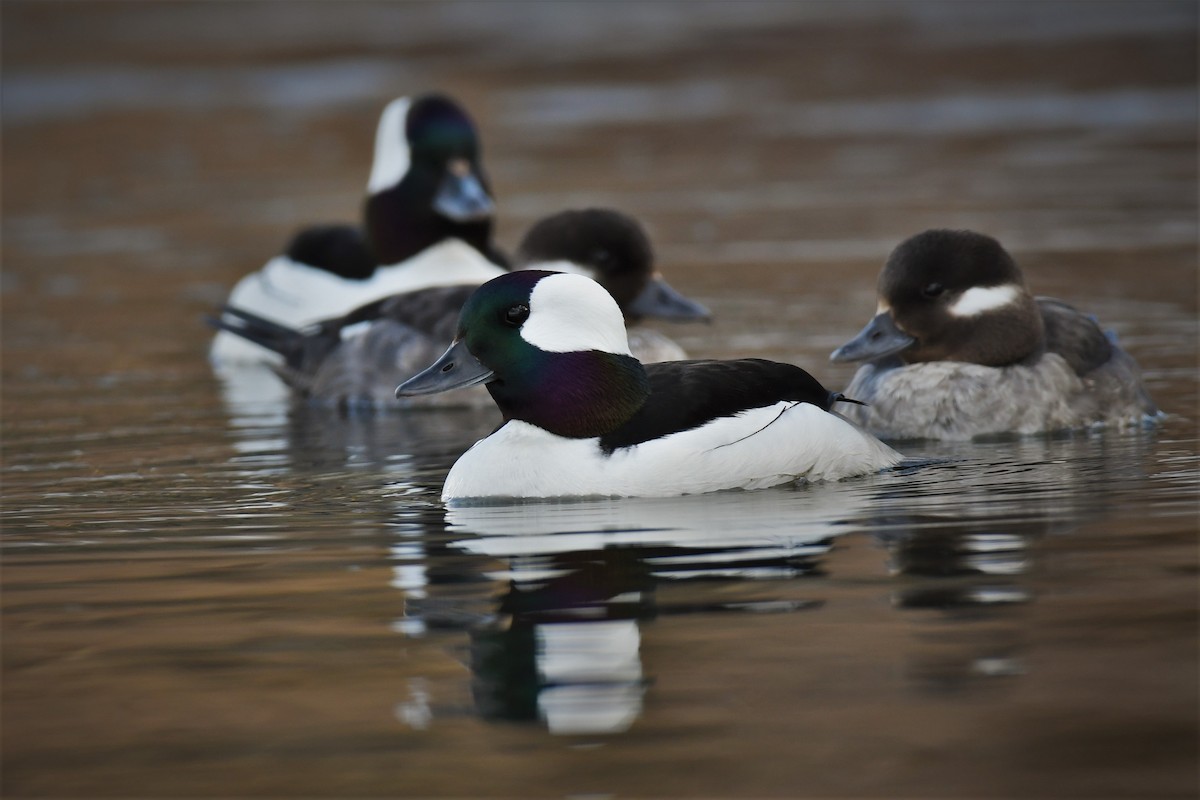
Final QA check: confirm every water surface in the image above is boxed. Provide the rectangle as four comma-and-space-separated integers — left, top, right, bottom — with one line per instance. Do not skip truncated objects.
3, 2, 1197, 797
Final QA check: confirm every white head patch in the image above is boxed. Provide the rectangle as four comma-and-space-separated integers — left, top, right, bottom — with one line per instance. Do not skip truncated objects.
521, 273, 632, 356
367, 97, 411, 194
949, 284, 1020, 317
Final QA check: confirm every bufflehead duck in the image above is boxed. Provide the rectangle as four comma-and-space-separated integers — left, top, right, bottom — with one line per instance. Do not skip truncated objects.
396, 270, 901, 502
210, 94, 506, 366
210, 210, 710, 410
830, 229, 1160, 440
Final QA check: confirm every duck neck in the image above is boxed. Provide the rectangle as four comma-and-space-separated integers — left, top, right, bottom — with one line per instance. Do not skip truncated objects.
488, 351, 650, 439
364, 186, 496, 266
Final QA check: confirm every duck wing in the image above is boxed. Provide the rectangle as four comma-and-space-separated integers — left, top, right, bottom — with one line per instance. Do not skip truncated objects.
1037, 297, 1113, 376
600, 358, 840, 452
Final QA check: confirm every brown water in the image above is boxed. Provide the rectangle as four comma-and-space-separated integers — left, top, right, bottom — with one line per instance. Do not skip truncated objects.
3, 2, 1198, 797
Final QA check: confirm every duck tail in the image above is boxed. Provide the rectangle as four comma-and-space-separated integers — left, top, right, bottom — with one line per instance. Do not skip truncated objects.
206, 306, 307, 365
829, 391, 867, 408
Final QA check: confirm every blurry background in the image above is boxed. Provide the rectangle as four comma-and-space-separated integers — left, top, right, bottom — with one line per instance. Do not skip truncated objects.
5, 1, 1196, 380
3, 2, 1197, 798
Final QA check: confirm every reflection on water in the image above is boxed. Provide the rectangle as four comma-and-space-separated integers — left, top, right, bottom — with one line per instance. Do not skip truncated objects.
444, 493, 843, 734
369, 429, 1164, 736
3, 0, 1197, 796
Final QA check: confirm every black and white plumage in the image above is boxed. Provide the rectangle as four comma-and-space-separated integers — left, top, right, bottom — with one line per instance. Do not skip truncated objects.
210, 209, 711, 411
830, 229, 1160, 440
210, 94, 506, 367
397, 270, 901, 501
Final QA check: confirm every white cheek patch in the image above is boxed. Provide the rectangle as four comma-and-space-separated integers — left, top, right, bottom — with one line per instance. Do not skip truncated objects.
949, 284, 1021, 317
876, 300, 891, 315
367, 97, 412, 193
521, 273, 632, 356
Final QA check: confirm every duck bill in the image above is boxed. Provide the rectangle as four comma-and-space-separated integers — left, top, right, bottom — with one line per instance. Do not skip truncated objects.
396, 340, 494, 397
829, 312, 916, 363
433, 166, 495, 222
626, 275, 711, 322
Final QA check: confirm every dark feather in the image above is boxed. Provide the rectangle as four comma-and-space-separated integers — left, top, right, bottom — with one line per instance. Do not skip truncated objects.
599, 358, 838, 452
208, 284, 481, 402
284, 225, 375, 280
1037, 297, 1113, 376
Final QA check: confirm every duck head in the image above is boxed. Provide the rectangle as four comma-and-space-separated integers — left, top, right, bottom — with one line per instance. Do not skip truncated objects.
397, 271, 650, 438
831, 229, 1044, 367
365, 94, 499, 264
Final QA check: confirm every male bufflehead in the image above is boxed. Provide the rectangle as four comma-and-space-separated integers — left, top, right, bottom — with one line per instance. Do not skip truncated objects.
397, 270, 901, 501
210, 210, 710, 410
210, 94, 506, 366
830, 229, 1160, 440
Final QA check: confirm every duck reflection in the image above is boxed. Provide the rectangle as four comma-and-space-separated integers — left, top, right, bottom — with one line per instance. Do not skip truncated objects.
405, 490, 857, 734
862, 434, 1158, 693
469, 547, 652, 734
220, 397, 498, 487
380, 430, 1157, 733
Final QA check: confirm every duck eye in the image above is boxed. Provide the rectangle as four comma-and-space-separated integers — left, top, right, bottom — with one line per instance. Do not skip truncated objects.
921, 282, 945, 299
502, 303, 529, 327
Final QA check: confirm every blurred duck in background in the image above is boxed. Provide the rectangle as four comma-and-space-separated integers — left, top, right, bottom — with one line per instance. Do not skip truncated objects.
830, 229, 1160, 440
210, 93, 506, 367
210, 209, 710, 411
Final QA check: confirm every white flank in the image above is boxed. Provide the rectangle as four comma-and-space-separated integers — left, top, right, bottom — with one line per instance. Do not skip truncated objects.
367, 97, 412, 194
441, 402, 902, 501
521, 273, 632, 356
948, 284, 1020, 317
210, 242, 504, 367
210, 254, 346, 365
369, 239, 505, 290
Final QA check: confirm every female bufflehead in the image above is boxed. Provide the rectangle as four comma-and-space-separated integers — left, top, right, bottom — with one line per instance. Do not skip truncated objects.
397, 270, 901, 502
211, 210, 710, 410
210, 94, 506, 366
830, 229, 1160, 440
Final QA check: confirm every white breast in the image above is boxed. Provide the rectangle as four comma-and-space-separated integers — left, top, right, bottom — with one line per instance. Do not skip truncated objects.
441, 403, 901, 501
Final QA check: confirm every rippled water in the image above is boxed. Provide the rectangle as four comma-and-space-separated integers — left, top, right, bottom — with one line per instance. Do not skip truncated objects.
3, 2, 1197, 797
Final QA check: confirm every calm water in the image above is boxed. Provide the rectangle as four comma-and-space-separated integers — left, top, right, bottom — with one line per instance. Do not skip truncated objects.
3, 2, 1197, 797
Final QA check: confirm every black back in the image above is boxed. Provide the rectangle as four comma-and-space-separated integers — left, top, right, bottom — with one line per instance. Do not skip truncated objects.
284, 224, 375, 280
598, 358, 840, 453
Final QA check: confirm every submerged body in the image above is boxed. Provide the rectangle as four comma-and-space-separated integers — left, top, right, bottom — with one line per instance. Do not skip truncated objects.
397, 271, 900, 502
831, 230, 1159, 440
